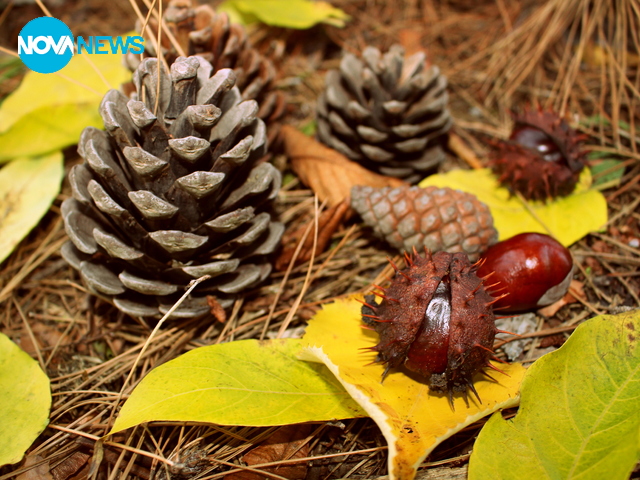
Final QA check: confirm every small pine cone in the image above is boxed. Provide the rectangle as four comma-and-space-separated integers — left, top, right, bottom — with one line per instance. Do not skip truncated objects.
490, 108, 587, 201
125, 0, 285, 128
61, 56, 283, 319
351, 185, 497, 261
317, 44, 453, 183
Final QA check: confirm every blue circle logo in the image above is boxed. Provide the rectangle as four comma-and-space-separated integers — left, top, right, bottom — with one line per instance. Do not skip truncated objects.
18, 17, 74, 74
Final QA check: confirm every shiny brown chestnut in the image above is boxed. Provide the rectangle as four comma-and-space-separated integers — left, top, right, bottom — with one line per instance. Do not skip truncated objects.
477, 233, 573, 312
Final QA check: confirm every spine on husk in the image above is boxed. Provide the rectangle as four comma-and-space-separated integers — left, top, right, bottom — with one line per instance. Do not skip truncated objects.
361, 250, 505, 406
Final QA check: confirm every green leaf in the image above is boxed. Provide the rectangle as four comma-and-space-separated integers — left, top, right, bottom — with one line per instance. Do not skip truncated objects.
469, 310, 640, 480
110, 339, 365, 435
0, 43, 130, 161
301, 295, 527, 480
219, 0, 350, 28
581, 114, 632, 132
0, 153, 64, 264
419, 168, 607, 246
0, 333, 51, 466
590, 159, 625, 188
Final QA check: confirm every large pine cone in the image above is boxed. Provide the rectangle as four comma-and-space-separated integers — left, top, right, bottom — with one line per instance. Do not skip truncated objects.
317, 45, 453, 183
351, 185, 497, 261
61, 56, 283, 318
125, 0, 285, 126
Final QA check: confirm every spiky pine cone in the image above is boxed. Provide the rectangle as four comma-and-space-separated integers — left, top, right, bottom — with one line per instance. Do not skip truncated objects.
61, 56, 283, 319
361, 251, 500, 406
125, 0, 285, 127
350, 185, 497, 261
317, 44, 453, 183
490, 108, 587, 201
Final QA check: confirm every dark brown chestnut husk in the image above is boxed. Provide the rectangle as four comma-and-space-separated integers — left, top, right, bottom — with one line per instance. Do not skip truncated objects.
490, 108, 587, 201
361, 250, 503, 406
477, 232, 574, 312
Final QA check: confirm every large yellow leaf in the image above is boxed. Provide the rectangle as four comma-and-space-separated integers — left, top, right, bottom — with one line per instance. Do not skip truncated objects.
419, 169, 607, 246
110, 339, 365, 435
0, 48, 129, 132
0, 42, 130, 161
300, 296, 526, 480
0, 333, 51, 466
0, 153, 64, 264
0, 104, 103, 161
219, 0, 349, 28
469, 310, 640, 480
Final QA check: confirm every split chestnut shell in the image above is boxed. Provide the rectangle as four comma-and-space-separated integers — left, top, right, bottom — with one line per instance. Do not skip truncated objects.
490, 108, 587, 201
361, 251, 498, 404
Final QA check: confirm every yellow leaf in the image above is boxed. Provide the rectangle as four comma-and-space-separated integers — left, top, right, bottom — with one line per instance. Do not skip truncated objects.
0, 333, 51, 466
219, 0, 350, 28
0, 103, 103, 161
301, 296, 526, 480
110, 339, 365, 435
0, 153, 64, 264
470, 311, 640, 480
0, 47, 129, 133
419, 169, 607, 246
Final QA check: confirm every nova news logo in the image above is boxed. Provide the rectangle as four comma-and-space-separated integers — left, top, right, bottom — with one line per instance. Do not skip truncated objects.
18, 17, 144, 74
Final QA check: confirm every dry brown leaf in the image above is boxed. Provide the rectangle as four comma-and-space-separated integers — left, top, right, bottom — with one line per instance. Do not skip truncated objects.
16, 455, 53, 480
282, 125, 406, 207
398, 29, 426, 58
226, 425, 312, 480
538, 280, 585, 317
207, 296, 228, 323
50, 451, 90, 480
276, 200, 351, 270
448, 132, 484, 169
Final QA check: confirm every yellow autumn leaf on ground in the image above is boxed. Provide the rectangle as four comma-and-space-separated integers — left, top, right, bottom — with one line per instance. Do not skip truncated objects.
110, 339, 365, 435
0, 153, 64, 264
470, 310, 640, 480
419, 169, 607, 246
300, 296, 526, 480
220, 0, 350, 28
0, 41, 130, 161
0, 47, 129, 131
0, 333, 51, 466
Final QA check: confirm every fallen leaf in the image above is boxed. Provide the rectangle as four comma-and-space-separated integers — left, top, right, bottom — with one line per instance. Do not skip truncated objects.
0, 103, 104, 162
227, 424, 312, 480
276, 200, 351, 270
448, 132, 483, 169
0, 152, 64, 265
589, 158, 625, 189
110, 339, 365, 435
0, 42, 130, 161
419, 168, 607, 246
50, 451, 90, 480
397, 29, 426, 58
15, 455, 52, 480
300, 296, 527, 480
206, 296, 228, 323
282, 125, 406, 207
0, 333, 51, 467
469, 310, 640, 480
219, 0, 350, 28
537, 280, 585, 317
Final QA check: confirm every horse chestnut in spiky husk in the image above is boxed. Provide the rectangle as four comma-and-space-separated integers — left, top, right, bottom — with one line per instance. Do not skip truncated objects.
490, 108, 587, 201
361, 250, 501, 406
